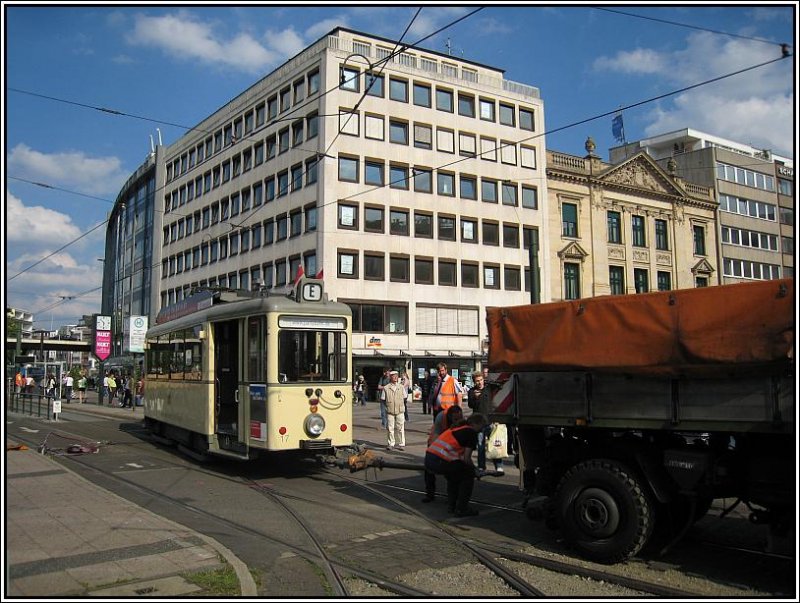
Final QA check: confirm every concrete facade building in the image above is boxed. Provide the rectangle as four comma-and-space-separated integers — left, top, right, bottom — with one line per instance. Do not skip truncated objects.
546, 140, 717, 301
144, 27, 547, 386
610, 128, 793, 283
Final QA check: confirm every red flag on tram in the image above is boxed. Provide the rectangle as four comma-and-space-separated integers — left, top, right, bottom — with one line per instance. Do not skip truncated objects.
315, 269, 324, 280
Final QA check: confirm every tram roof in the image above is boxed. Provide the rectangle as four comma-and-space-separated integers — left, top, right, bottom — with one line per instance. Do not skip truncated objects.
148, 284, 351, 337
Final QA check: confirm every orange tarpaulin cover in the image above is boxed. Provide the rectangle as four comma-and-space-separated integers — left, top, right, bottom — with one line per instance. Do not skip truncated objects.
487, 279, 795, 377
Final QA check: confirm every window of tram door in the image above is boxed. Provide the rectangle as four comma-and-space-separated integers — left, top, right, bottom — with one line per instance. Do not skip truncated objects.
278, 329, 348, 383
247, 316, 266, 383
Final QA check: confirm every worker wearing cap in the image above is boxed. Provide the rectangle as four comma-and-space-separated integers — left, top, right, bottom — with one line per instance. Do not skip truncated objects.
383, 370, 407, 451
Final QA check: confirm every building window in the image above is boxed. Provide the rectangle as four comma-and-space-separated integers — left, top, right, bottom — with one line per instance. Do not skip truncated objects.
461, 218, 478, 243
607, 211, 621, 243
338, 203, 358, 229
459, 175, 477, 200
390, 256, 410, 282
519, 108, 535, 131
308, 69, 320, 95
564, 262, 580, 300
415, 212, 433, 238
439, 260, 457, 286
413, 167, 432, 193
696, 276, 708, 288
655, 219, 669, 250
389, 120, 409, 145
390, 209, 409, 236
364, 253, 385, 280
365, 113, 384, 140
365, 160, 384, 186
338, 156, 359, 182
348, 303, 408, 334
462, 262, 479, 287
693, 224, 706, 255
499, 103, 515, 126
292, 120, 304, 146
307, 112, 319, 139
290, 211, 302, 237
365, 72, 384, 97
390, 165, 409, 189
482, 179, 498, 203
483, 265, 500, 289
340, 66, 360, 91
436, 127, 455, 153
482, 221, 499, 246
436, 88, 454, 112
338, 251, 358, 278
459, 132, 477, 157
413, 82, 431, 107
609, 265, 625, 294
364, 207, 384, 233
305, 206, 317, 232
657, 271, 672, 291
438, 215, 456, 241
437, 172, 455, 196
414, 123, 433, 149
479, 98, 495, 121
503, 223, 520, 248
415, 258, 434, 284
457, 93, 475, 118
389, 77, 408, 102
521, 186, 538, 209
634, 268, 649, 293
505, 266, 522, 291
562, 202, 578, 237
501, 181, 518, 206
632, 215, 646, 247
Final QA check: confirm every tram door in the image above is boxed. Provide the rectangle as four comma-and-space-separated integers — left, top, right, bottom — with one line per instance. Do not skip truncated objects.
214, 320, 239, 435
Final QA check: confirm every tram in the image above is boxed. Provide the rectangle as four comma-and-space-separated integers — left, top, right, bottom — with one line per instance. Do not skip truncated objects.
143, 278, 353, 460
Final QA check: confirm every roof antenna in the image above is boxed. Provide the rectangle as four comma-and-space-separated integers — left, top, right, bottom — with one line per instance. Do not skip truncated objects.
156, 128, 163, 146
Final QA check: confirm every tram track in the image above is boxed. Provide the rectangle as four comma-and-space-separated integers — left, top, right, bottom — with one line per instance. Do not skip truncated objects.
8, 420, 793, 597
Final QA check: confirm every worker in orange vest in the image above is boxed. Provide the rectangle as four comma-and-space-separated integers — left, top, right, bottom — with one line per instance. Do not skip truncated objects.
422, 405, 464, 503
428, 362, 464, 421
424, 413, 487, 517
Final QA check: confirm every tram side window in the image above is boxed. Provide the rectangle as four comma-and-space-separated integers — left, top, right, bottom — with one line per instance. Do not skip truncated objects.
146, 336, 172, 380
247, 316, 266, 383
278, 330, 348, 382
145, 327, 204, 380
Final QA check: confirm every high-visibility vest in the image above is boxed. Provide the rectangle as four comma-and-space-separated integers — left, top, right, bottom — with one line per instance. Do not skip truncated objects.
426, 425, 471, 462
437, 376, 460, 410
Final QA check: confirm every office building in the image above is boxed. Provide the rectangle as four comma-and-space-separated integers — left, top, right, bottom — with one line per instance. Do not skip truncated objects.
611, 128, 793, 282
144, 27, 547, 386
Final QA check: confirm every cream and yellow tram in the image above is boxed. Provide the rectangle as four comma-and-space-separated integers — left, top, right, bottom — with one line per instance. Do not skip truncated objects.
143, 279, 352, 459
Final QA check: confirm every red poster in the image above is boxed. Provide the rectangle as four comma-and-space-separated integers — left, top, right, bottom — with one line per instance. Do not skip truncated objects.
94, 330, 112, 361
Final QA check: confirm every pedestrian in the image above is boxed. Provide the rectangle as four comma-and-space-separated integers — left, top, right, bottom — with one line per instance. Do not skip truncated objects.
25, 375, 35, 394
377, 366, 390, 429
14, 370, 24, 394
135, 376, 144, 407
77, 373, 87, 403
469, 371, 504, 474
421, 370, 437, 415
108, 373, 117, 404
401, 370, 412, 422
384, 370, 407, 451
424, 413, 487, 517
422, 405, 464, 503
102, 372, 110, 402
427, 362, 464, 423
64, 372, 74, 403
353, 375, 367, 406
122, 375, 133, 408
45, 373, 57, 399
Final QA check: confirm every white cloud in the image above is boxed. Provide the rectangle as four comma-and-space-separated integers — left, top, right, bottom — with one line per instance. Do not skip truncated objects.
263, 26, 305, 59
6, 192, 85, 246
594, 33, 794, 157
8, 144, 127, 196
304, 17, 350, 41
593, 48, 666, 75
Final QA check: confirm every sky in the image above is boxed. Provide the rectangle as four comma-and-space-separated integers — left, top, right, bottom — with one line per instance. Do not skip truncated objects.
3, 2, 796, 330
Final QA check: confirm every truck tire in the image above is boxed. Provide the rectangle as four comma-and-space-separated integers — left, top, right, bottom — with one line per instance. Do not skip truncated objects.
554, 459, 654, 564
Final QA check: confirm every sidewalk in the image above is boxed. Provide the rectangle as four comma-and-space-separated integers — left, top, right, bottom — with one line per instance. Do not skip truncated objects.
5, 396, 256, 597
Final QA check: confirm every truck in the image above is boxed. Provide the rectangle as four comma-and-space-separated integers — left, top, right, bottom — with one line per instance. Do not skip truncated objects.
486, 278, 795, 564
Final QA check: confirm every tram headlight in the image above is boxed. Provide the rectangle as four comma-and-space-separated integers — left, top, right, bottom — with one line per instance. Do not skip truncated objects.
304, 413, 326, 437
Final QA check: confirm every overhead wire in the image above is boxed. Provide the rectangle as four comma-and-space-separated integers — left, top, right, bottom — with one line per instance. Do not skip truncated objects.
6, 10, 791, 300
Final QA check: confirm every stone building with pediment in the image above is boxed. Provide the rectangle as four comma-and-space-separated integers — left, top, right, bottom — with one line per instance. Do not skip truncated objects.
545, 138, 718, 301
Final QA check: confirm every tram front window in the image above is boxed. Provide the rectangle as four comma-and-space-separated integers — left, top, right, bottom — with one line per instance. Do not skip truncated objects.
278, 330, 348, 382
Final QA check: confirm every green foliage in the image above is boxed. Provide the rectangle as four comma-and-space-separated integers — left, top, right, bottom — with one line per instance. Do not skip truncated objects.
183, 566, 240, 595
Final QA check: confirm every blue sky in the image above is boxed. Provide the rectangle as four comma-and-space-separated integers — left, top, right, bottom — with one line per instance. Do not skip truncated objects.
4, 3, 796, 329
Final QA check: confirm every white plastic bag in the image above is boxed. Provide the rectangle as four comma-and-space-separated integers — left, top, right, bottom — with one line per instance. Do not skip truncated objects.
486, 423, 508, 460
